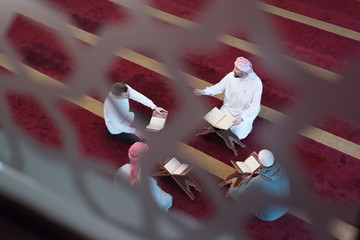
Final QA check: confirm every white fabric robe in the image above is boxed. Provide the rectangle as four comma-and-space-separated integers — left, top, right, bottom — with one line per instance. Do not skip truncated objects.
104, 85, 156, 134
203, 71, 262, 139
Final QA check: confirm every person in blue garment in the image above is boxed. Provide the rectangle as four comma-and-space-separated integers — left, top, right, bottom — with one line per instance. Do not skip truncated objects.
228, 149, 290, 221
128, 142, 172, 211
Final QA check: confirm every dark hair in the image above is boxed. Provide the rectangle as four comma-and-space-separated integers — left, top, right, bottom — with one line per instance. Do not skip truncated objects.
111, 82, 128, 96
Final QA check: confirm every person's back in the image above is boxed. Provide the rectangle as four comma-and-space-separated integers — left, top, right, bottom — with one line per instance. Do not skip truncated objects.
228, 150, 289, 221
247, 164, 289, 221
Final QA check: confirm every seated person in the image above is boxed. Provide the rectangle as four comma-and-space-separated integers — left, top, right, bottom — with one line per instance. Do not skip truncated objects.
115, 142, 172, 211
193, 57, 262, 140
228, 149, 289, 221
104, 82, 167, 144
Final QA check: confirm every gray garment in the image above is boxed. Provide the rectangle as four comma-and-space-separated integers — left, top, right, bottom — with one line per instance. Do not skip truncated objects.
228, 164, 289, 221
114, 164, 172, 211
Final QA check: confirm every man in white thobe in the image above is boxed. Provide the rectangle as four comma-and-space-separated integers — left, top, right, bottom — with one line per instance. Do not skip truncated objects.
104, 82, 167, 144
193, 57, 262, 139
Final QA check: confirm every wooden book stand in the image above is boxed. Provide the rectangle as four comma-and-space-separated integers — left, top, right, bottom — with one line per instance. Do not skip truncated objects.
218, 152, 259, 198
153, 158, 202, 200
196, 125, 245, 156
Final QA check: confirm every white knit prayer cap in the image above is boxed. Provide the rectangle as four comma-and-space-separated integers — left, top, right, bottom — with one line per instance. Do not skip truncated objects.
258, 149, 274, 167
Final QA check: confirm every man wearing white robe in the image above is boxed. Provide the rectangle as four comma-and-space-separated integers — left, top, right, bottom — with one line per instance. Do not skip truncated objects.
193, 57, 262, 139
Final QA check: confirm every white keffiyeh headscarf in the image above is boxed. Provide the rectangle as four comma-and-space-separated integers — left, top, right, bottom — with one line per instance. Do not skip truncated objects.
234, 57, 253, 74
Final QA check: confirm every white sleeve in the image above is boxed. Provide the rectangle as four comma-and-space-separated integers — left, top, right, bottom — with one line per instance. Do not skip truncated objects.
203, 73, 229, 96
128, 85, 157, 109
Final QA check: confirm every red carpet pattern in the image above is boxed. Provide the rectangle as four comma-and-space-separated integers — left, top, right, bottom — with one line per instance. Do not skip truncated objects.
1, 0, 360, 239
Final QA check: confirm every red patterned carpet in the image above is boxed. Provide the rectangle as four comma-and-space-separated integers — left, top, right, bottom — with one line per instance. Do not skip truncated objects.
2, 0, 360, 239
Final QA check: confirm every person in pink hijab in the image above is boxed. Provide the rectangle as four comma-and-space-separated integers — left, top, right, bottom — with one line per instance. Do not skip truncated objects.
128, 142, 148, 185
193, 57, 262, 140
128, 142, 173, 211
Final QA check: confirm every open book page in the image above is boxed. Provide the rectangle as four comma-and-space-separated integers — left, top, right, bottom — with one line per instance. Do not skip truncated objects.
163, 157, 189, 175
204, 107, 235, 130
204, 107, 225, 127
173, 163, 189, 175
164, 157, 182, 174
236, 161, 251, 174
215, 115, 235, 130
244, 156, 260, 172
146, 117, 166, 131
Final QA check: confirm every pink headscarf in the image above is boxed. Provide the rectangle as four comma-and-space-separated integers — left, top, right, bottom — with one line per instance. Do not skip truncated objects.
234, 57, 253, 74
128, 142, 148, 185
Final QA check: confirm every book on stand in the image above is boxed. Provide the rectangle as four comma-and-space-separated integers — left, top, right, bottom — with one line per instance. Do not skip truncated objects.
231, 152, 260, 174
146, 110, 168, 132
163, 157, 191, 176
204, 107, 236, 130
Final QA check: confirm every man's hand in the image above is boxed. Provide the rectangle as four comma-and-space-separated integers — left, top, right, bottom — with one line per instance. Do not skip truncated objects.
154, 107, 167, 115
193, 89, 204, 96
232, 116, 243, 125
242, 172, 254, 180
135, 129, 146, 140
